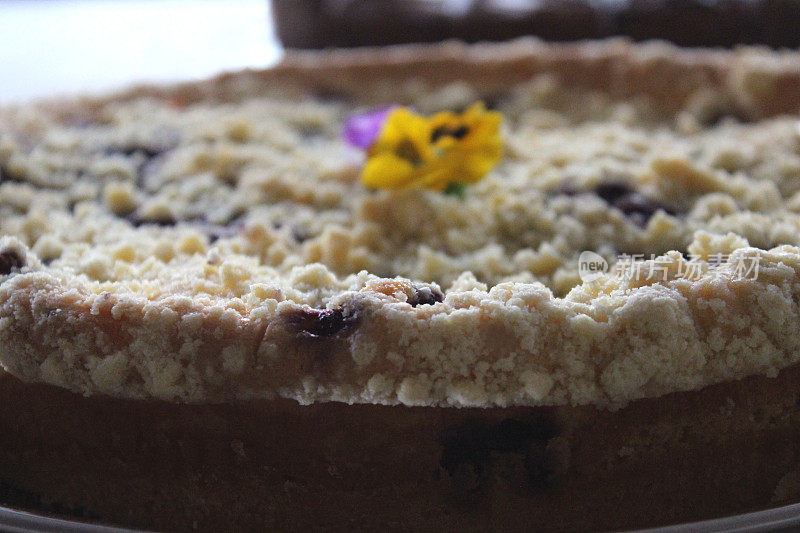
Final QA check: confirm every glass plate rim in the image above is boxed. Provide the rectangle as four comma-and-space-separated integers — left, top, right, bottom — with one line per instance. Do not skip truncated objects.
1, 501, 800, 533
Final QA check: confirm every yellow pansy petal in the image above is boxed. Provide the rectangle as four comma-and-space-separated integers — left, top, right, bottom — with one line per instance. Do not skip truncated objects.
371, 108, 433, 162
361, 152, 417, 189
372, 108, 415, 147
415, 160, 461, 190
461, 154, 499, 183
429, 110, 461, 132
462, 102, 494, 123
463, 118, 502, 149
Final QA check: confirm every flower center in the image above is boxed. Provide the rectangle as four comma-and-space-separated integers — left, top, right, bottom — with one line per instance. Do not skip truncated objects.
431, 125, 469, 143
395, 139, 424, 166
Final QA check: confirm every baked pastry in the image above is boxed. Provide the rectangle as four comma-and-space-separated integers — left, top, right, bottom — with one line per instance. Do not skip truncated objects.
1, 39, 800, 530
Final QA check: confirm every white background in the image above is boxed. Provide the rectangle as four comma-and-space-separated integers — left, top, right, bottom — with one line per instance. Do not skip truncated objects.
0, 0, 283, 105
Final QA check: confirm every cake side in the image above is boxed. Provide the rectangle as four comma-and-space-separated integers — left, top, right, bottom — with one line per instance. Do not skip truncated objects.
1, 365, 799, 531
3, 39, 800, 407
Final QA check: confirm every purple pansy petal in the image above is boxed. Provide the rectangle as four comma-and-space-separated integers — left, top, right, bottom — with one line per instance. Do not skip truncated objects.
343, 106, 395, 150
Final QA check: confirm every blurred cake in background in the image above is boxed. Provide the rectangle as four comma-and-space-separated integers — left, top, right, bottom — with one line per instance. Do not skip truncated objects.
273, 0, 800, 49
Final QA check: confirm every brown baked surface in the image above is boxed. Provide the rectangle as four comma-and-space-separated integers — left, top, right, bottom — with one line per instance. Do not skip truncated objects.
1, 366, 799, 531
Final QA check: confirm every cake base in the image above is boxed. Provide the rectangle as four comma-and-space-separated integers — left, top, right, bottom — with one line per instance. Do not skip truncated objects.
1, 367, 799, 532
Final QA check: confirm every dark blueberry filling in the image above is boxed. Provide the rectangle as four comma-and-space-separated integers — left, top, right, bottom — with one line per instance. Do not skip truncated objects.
105, 145, 166, 160
103, 131, 180, 192
136, 153, 170, 192
0, 250, 25, 275
291, 227, 310, 243
289, 307, 356, 338
594, 182, 676, 224
126, 213, 177, 228
0, 164, 22, 184
594, 183, 633, 205
105, 130, 180, 161
408, 284, 444, 306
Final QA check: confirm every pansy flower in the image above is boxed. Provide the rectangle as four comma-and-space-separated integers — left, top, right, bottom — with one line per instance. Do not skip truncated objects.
344, 102, 503, 192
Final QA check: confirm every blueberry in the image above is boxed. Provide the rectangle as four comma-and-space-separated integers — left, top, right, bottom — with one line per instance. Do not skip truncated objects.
0, 164, 21, 184
595, 182, 676, 224
289, 307, 356, 338
0, 250, 25, 275
126, 213, 177, 228
408, 284, 444, 307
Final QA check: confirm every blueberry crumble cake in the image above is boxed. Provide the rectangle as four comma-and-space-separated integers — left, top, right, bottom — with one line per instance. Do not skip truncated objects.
2, 39, 800, 531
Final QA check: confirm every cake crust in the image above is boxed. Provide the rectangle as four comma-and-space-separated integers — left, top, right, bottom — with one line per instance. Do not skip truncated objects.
4, 39, 800, 408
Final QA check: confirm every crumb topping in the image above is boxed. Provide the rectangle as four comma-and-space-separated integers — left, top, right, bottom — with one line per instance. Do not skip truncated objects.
3, 40, 800, 407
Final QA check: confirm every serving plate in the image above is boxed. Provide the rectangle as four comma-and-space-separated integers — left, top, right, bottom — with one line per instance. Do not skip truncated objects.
1, 502, 799, 533
0, 506, 135, 533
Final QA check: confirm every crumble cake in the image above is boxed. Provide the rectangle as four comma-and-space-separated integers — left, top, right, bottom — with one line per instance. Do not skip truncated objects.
1, 39, 800, 530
